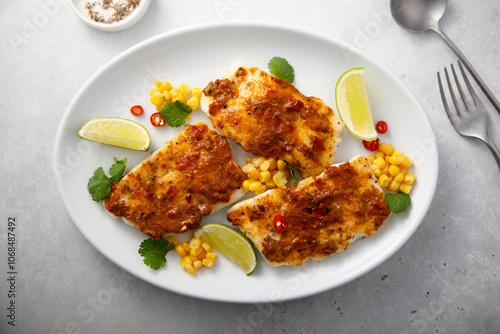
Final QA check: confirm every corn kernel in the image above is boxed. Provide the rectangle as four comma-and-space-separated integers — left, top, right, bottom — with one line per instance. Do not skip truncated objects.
242, 180, 251, 190
249, 181, 263, 192
273, 171, 288, 188
172, 93, 185, 103
248, 167, 260, 180
179, 84, 190, 95
245, 157, 254, 164
255, 185, 267, 195
154, 79, 162, 87
163, 90, 172, 101
182, 242, 190, 252
202, 258, 214, 267
388, 156, 404, 165
259, 170, 271, 183
392, 149, 403, 157
367, 155, 375, 164
252, 156, 266, 168
160, 82, 172, 91
400, 167, 408, 175
375, 151, 385, 159
175, 244, 187, 257
180, 256, 192, 268
169, 88, 179, 98
206, 252, 217, 261
150, 87, 159, 96
401, 156, 413, 168
201, 242, 211, 252
191, 87, 202, 97
378, 174, 391, 187
189, 254, 198, 262
196, 249, 206, 260
265, 180, 276, 189
373, 157, 386, 169
193, 260, 202, 269
277, 159, 286, 170
399, 183, 412, 194
371, 164, 378, 171
187, 96, 199, 110
190, 238, 201, 249
167, 235, 178, 244
388, 164, 400, 176
185, 263, 196, 275
404, 174, 416, 185
388, 180, 401, 192
394, 172, 405, 183
150, 92, 164, 106
265, 158, 277, 170
260, 160, 270, 171
378, 143, 394, 156
372, 167, 382, 177
190, 246, 202, 257
156, 104, 162, 112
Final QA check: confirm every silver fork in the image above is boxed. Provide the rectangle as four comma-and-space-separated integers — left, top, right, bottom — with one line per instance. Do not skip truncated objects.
437, 61, 500, 169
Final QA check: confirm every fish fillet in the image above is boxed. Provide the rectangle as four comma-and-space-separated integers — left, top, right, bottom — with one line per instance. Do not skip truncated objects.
200, 61, 344, 178
227, 156, 391, 267
104, 122, 247, 239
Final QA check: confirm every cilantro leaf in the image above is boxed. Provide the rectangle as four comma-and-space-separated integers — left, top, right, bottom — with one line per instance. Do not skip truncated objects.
284, 160, 298, 182
268, 57, 295, 83
87, 167, 113, 202
108, 157, 127, 183
385, 192, 411, 214
138, 238, 176, 270
87, 157, 127, 202
160, 101, 193, 127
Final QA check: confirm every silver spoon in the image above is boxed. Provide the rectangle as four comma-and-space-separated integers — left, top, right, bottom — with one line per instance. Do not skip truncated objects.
390, 0, 500, 114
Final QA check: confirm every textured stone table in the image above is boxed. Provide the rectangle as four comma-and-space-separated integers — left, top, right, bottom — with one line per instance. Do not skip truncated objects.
1, 1, 499, 333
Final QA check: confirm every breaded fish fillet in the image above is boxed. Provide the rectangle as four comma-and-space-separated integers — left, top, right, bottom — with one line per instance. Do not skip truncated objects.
227, 156, 390, 267
104, 122, 247, 239
200, 62, 344, 178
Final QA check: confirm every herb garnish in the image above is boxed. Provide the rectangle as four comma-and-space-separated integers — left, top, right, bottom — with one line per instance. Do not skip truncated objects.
160, 101, 193, 127
385, 192, 411, 214
87, 157, 127, 202
138, 237, 176, 270
268, 57, 295, 83
284, 161, 298, 182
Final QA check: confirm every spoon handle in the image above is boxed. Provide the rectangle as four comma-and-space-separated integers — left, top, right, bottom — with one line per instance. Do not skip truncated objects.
433, 25, 500, 114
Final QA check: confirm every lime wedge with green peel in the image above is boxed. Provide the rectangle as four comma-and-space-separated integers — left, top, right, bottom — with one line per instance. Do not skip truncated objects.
335, 68, 378, 141
78, 117, 151, 151
193, 223, 257, 275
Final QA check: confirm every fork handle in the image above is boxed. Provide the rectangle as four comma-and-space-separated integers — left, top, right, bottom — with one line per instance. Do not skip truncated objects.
433, 25, 500, 114
486, 137, 500, 170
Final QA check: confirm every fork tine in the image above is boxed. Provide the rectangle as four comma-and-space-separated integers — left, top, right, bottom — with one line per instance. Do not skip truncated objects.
444, 66, 467, 117
450, 63, 474, 112
437, 71, 457, 121
457, 60, 483, 109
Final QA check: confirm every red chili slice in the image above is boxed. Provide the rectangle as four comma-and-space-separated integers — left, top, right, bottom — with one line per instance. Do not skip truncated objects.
273, 215, 287, 232
363, 138, 380, 151
376, 120, 388, 134
130, 105, 144, 116
150, 112, 165, 127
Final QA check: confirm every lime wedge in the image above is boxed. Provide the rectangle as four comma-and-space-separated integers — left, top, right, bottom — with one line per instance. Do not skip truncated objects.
193, 223, 257, 275
335, 68, 378, 141
78, 117, 151, 151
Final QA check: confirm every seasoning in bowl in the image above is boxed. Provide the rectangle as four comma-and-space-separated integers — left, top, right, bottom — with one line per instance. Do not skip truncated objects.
84, 0, 141, 24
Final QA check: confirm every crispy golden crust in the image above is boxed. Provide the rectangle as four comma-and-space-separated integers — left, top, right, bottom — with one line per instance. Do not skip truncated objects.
201, 63, 343, 178
104, 122, 246, 239
227, 156, 391, 266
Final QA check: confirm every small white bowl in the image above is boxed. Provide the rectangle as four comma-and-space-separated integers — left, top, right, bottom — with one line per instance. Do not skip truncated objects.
69, 0, 150, 32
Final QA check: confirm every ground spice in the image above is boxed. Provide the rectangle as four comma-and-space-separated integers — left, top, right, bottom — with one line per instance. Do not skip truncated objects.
84, 0, 141, 24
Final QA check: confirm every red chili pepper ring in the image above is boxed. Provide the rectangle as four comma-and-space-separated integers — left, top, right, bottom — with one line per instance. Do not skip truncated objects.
273, 215, 287, 232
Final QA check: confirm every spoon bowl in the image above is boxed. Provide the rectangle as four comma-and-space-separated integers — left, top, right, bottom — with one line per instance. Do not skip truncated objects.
390, 0, 500, 113
390, 0, 447, 33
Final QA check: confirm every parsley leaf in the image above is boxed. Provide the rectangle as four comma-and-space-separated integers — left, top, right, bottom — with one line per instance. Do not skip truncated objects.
268, 57, 295, 83
160, 101, 193, 127
385, 192, 411, 214
284, 161, 298, 182
138, 237, 176, 270
87, 157, 127, 202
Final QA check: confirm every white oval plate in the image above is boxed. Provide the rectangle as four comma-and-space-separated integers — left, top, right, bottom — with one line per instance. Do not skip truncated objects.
54, 22, 438, 303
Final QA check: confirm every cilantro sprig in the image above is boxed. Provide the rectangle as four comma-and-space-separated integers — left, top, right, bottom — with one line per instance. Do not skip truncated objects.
268, 57, 295, 83
138, 237, 176, 270
284, 160, 298, 182
160, 101, 193, 127
87, 157, 127, 202
385, 192, 411, 214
